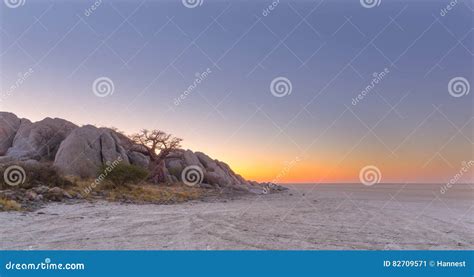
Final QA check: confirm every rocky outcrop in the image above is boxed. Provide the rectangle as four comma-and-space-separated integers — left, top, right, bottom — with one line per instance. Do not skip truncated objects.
53, 125, 131, 177
165, 150, 239, 187
163, 149, 287, 194
0, 185, 74, 211
0, 112, 22, 155
1, 113, 287, 194
52, 125, 152, 178
6, 117, 77, 160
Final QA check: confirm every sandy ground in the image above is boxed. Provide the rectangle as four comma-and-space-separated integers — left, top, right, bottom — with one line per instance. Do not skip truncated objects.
1, 184, 473, 250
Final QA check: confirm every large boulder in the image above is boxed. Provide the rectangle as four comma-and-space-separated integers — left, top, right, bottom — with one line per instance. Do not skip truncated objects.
128, 151, 150, 168
53, 125, 131, 177
6, 117, 77, 160
0, 112, 22, 155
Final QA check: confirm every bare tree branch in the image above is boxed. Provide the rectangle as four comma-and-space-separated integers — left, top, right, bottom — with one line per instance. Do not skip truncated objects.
129, 129, 182, 183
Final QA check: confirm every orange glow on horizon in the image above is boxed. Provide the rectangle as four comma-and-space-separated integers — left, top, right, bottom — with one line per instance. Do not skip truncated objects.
3, 108, 472, 184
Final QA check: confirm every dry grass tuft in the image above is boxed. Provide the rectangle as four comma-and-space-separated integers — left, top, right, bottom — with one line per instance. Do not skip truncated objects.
0, 198, 22, 211
106, 183, 203, 204
64, 179, 205, 204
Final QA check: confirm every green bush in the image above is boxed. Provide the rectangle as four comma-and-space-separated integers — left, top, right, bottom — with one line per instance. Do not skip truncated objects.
98, 163, 148, 188
0, 163, 72, 190
167, 165, 183, 179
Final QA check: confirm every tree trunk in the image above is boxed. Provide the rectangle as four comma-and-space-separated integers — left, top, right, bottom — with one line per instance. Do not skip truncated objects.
148, 159, 165, 184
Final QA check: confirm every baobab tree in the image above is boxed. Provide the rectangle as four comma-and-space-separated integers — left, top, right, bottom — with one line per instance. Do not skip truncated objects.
129, 129, 182, 183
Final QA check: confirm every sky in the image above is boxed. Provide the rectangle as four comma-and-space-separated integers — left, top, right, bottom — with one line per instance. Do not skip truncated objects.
0, 0, 473, 184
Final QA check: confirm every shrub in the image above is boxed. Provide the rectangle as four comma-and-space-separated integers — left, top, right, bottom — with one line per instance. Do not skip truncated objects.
0, 162, 72, 190
167, 165, 182, 180
98, 163, 148, 188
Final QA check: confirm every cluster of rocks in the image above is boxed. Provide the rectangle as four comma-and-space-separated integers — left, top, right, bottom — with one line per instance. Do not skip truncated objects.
0, 186, 74, 210
163, 150, 287, 193
0, 112, 287, 194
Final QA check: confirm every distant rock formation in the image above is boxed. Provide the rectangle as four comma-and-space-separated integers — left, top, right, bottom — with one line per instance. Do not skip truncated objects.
7, 117, 77, 160
0, 112, 22, 155
0, 112, 286, 194
164, 150, 260, 191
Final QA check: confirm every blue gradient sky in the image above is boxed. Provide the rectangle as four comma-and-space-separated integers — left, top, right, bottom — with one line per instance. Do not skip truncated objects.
1, 0, 473, 183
